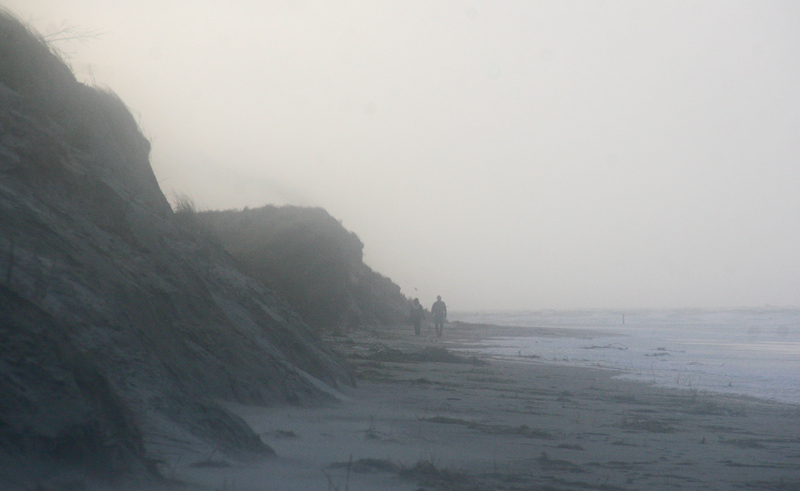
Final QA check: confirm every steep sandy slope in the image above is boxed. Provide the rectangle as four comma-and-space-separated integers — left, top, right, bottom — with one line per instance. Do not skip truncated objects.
0, 12, 352, 490
197, 205, 411, 330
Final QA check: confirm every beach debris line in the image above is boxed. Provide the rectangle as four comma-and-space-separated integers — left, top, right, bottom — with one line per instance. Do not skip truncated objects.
399, 458, 469, 490
328, 457, 400, 474
420, 416, 554, 439
618, 413, 678, 434
326, 456, 469, 490
581, 343, 628, 350
353, 346, 489, 365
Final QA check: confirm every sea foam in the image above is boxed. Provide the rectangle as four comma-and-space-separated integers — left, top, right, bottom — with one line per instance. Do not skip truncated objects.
451, 308, 800, 405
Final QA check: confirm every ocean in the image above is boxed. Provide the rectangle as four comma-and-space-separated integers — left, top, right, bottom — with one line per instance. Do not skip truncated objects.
449, 308, 800, 406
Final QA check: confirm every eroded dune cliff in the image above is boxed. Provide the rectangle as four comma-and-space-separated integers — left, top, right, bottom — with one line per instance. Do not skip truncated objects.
0, 11, 352, 490
196, 205, 411, 330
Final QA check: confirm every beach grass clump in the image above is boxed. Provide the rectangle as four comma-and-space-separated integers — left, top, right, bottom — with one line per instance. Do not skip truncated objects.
494, 424, 554, 439
536, 451, 584, 473
328, 457, 399, 474
619, 414, 677, 433
328, 457, 477, 491
720, 438, 765, 449
354, 368, 394, 382
421, 417, 554, 439
399, 459, 470, 490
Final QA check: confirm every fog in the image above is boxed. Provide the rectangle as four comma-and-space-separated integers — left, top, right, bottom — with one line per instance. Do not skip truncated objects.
7, 1, 800, 310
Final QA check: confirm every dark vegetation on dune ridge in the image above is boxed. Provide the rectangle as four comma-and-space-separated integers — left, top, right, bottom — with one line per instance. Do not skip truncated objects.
0, 10, 383, 490
190, 205, 411, 330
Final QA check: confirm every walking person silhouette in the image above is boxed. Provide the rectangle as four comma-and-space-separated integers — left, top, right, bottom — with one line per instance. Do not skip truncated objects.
431, 295, 447, 337
410, 298, 424, 336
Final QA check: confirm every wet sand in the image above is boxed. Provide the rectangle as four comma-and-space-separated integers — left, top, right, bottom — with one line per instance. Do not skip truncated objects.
157, 322, 800, 490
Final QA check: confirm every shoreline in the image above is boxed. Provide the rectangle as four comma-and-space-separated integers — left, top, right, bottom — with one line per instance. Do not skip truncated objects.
449, 319, 800, 407
159, 322, 800, 491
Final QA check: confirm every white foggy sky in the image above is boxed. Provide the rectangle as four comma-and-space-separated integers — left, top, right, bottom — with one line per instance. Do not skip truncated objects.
6, 1, 800, 310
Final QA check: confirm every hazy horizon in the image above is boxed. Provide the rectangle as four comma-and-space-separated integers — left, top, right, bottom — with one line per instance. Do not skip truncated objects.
7, 1, 800, 311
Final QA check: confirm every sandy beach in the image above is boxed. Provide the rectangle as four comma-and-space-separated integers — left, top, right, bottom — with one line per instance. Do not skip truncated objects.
157, 322, 800, 491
